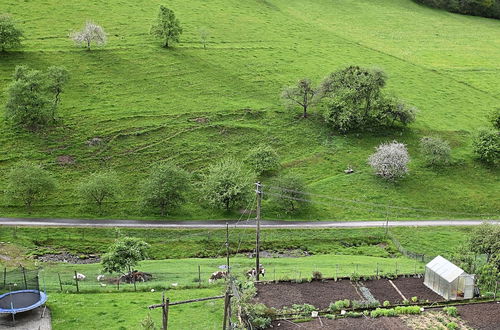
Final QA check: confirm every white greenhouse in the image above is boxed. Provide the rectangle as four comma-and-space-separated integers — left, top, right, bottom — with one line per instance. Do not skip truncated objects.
424, 256, 475, 300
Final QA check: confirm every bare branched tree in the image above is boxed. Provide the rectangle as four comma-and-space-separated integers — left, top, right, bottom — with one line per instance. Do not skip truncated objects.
281, 78, 317, 118
71, 21, 107, 50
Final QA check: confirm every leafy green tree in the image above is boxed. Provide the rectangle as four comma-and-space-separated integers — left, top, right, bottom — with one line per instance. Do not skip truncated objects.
419, 136, 451, 166
0, 14, 23, 51
46, 66, 69, 117
150, 6, 183, 48
101, 237, 149, 274
5, 66, 51, 130
270, 175, 308, 214
246, 145, 280, 175
77, 171, 120, 213
473, 129, 499, 165
281, 78, 318, 118
5, 162, 55, 212
201, 158, 254, 211
140, 163, 190, 216
469, 223, 500, 264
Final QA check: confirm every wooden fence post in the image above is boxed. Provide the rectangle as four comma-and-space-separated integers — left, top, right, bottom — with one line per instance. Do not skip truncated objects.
198, 265, 201, 288
376, 263, 379, 277
58, 273, 63, 292
133, 276, 137, 292
223, 290, 230, 330
22, 267, 27, 289
74, 271, 79, 293
117, 278, 120, 291
162, 292, 169, 330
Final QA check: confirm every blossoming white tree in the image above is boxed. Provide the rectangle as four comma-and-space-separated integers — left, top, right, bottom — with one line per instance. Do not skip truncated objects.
71, 21, 107, 50
368, 141, 410, 180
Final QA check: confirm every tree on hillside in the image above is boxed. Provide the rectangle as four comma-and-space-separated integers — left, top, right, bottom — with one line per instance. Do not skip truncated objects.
139, 163, 190, 216
77, 171, 120, 213
319, 66, 416, 132
46, 66, 69, 117
270, 175, 308, 214
101, 237, 149, 275
5, 65, 52, 130
368, 141, 410, 181
0, 14, 23, 51
71, 21, 107, 50
245, 145, 280, 175
150, 6, 183, 48
473, 129, 499, 165
5, 162, 56, 213
201, 158, 254, 211
281, 78, 318, 118
419, 136, 451, 166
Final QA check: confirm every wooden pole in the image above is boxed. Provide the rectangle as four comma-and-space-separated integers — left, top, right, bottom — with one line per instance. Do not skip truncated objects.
74, 271, 79, 293
255, 182, 262, 281
161, 293, 169, 330
226, 222, 230, 276
58, 273, 63, 292
133, 276, 137, 292
223, 290, 230, 330
117, 278, 120, 291
3, 268, 6, 288
22, 267, 27, 289
198, 265, 201, 288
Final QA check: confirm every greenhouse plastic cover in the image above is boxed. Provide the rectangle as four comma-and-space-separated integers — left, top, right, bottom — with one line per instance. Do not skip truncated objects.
426, 256, 465, 283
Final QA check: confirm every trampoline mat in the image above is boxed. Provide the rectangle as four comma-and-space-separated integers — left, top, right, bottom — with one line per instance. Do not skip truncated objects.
0, 291, 41, 309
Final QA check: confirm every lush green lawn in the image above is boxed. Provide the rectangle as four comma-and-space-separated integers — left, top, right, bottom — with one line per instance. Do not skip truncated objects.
0, 0, 498, 220
49, 288, 224, 330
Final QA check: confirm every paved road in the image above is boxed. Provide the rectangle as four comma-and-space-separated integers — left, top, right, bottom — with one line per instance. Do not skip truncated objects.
0, 218, 498, 229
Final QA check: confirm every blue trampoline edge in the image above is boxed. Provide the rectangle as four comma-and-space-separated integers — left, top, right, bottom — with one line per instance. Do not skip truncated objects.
0, 290, 47, 314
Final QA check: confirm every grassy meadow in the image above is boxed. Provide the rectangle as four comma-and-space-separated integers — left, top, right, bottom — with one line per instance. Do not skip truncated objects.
0, 0, 498, 220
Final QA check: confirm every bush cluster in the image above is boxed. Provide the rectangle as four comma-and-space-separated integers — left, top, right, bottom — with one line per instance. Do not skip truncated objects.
413, 0, 500, 19
443, 306, 458, 317
329, 299, 350, 311
370, 306, 421, 318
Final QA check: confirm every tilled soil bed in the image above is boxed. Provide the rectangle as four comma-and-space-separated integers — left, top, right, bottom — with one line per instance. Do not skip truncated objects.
392, 277, 442, 302
269, 316, 411, 330
255, 280, 361, 310
457, 302, 500, 330
362, 279, 403, 304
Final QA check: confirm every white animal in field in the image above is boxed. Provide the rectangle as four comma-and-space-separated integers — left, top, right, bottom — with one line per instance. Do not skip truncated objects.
74, 273, 86, 281
96, 275, 105, 281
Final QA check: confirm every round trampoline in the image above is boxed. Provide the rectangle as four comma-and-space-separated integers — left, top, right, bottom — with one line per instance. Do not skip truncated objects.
0, 290, 47, 314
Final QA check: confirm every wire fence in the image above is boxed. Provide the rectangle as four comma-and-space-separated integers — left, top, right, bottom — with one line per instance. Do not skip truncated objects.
35, 259, 425, 294
387, 232, 434, 263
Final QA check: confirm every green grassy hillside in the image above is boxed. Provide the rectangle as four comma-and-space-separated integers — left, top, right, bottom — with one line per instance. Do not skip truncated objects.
0, 0, 498, 220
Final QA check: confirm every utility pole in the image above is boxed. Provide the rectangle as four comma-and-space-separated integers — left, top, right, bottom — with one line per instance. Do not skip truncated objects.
226, 222, 230, 276
385, 204, 389, 237
255, 182, 262, 281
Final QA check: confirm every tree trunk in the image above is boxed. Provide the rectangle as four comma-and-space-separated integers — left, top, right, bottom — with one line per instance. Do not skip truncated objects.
303, 105, 308, 118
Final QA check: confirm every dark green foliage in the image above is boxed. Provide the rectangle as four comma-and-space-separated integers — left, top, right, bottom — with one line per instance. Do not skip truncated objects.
269, 175, 307, 214
351, 300, 380, 309
329, 299, 350, 311
0, 14, 23, 51
5, 162, 56, 212
413, 0, 500, 19
101, 237, 149, 274
312, 271, 323, 280
473, 129, 499, 164
200, 158, 254, 211
490, 108, 500, 130
320, 66, 416, 132
420, 136, 451, 166
443, 306, 458, 317
77, 171, 120, 213
150, 6, 183, 48
246, 144, 280, 175
5, 65, 69, 129
139, 163, 190, 216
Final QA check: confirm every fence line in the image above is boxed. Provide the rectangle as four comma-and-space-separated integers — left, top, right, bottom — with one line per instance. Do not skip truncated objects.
387, 231, 434, 263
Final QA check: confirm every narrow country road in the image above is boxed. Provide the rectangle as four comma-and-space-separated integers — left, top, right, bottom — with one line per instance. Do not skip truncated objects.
0, 218, 498, 229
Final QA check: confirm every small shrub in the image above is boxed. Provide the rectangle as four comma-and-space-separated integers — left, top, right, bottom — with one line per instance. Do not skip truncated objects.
447, 322, 458, 330
370, 308, 397, 318
325, 314, 335, 320
383, 300, 390, 307
329, 299, 350, 312
368, 141, 410, 180
363, 310, 370, 316
490, 108, 500, 130
411, 296, 418, 303
473, 129, 499, 165
395, 306, 421, 315
345, 311, 362, 318
352, 300, 380, 309
443, 306, 458, 317
402, 299, 410, 305
291, 304, 316, 314
420, 136, 451, 166
312, 271, 323, 280
252, 316, 272, 329
350, 272, 360, 281
140, 313, 156, 330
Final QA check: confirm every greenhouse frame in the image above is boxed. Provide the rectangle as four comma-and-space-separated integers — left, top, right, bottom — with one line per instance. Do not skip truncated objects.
424, 256, 474, 300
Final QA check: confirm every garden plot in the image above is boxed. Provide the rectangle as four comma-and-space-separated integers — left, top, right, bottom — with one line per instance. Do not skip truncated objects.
255, 280, 361, 309
255, 277, 444, 310
457, 302, 500, 330
270, 317, 411, 330
391, 277, 442, 302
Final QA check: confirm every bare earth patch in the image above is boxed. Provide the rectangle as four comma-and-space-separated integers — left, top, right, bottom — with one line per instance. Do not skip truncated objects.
270, 316, 411, 329
457, 302, 500, 330
0, 306, 51, 330
402, 311, 470, 330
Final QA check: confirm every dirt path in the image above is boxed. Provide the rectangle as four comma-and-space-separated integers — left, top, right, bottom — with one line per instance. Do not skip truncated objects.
0, 218, 498, 229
